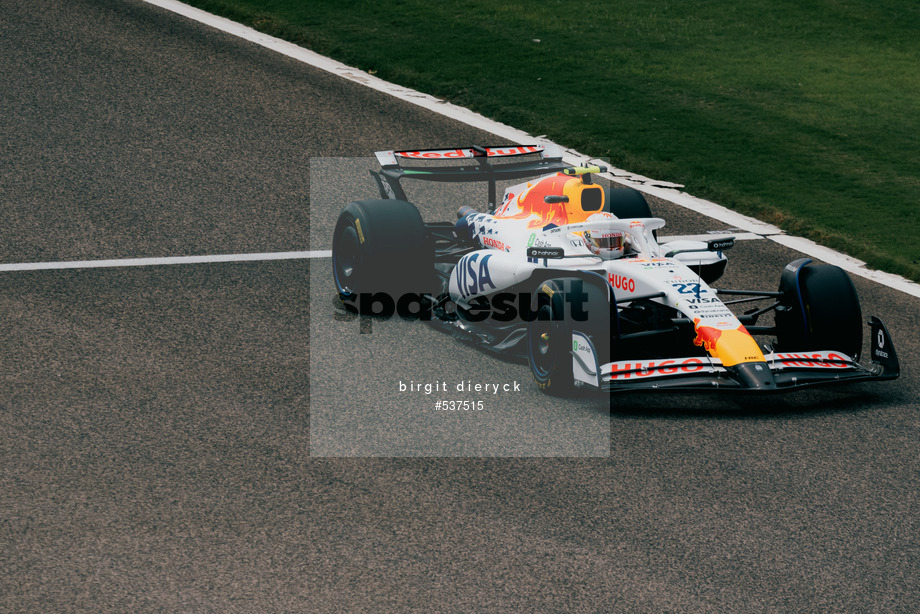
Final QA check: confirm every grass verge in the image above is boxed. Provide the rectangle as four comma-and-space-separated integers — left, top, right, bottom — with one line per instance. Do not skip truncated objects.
181, 0, 920, 282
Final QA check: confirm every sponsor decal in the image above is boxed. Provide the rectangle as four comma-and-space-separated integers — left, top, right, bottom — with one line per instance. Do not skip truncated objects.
605, 357, 709, 380
456, 253, 496, 299
482, 237, 506, 251
709, 239, 735, 251
874, 329, 889, 359
486, 146, 543, 156
686, 304, 734, 317
773, 352, 850, 369
572, 333, 599, 386
354, 218, 365, 244
692, 323, 724, 353
608, 273, 636, 293
527, 247, 564, 259
684, 297, 720, 304
396, 146, 543, 160
398, 149, 468, 159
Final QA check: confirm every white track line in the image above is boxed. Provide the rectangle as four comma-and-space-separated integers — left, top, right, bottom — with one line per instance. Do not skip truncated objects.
45, 1, 902, 298
0, 251, 331, 272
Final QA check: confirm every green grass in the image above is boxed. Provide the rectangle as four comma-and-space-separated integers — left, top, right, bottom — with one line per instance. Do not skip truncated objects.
183, 0, 920, 282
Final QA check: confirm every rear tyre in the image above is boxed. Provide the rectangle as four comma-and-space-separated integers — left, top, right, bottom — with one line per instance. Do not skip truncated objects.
603, 186, 657, 241
775, 262, 862, 359
604, 186, 653, 219
332, 199, 433, 314
528, 278, 613, 395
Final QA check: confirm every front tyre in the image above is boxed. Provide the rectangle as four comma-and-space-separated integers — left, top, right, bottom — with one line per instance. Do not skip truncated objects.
775, 260, 862, 359
528, 278, 613, 395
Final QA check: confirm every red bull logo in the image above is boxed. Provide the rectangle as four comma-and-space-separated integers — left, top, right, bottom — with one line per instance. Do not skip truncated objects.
495, 174, 573, 229
396, 146, 543, 160
693, 318, 764, 367
692, 321, 724, 353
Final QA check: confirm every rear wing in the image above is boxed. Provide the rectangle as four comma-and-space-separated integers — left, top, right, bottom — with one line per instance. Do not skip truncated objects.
371, 144, 571, 210
374, 144, 563, 167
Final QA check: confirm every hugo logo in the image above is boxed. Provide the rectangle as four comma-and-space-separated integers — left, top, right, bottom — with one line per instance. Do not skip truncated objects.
608, 274, 635, 293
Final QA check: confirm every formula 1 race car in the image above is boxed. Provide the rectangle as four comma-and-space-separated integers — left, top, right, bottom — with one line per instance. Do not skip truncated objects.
332, 145, 900, 395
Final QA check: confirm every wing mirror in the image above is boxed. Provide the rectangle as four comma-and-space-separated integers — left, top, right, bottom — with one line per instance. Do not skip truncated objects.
665, 237, 735, 258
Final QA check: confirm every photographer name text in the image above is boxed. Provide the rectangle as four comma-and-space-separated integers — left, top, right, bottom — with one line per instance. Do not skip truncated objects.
399, 380, 522, 395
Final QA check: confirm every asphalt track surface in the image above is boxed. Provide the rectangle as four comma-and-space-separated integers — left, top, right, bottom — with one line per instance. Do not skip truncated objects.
3, 0, 919, 611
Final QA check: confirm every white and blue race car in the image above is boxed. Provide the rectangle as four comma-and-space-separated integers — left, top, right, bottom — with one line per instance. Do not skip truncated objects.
332, 145, 899, 395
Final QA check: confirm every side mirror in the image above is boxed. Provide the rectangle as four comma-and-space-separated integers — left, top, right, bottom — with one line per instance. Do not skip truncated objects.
665, 237, 735, 258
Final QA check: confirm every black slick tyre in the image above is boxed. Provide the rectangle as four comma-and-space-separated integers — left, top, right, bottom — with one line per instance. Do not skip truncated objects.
604, 186, 653, 219
776, 262, 862, 359
332, 199, 432, 314
528, 277, 613, 395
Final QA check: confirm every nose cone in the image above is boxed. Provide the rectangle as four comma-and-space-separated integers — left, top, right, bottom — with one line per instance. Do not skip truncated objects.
693, 320, 765, 367
731, 361, 777, 390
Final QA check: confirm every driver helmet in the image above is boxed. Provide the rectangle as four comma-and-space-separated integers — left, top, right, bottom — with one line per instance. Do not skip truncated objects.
583, 212, 625, 260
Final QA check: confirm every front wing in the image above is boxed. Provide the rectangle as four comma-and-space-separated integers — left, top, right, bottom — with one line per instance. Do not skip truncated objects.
572, 317, 900, 393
